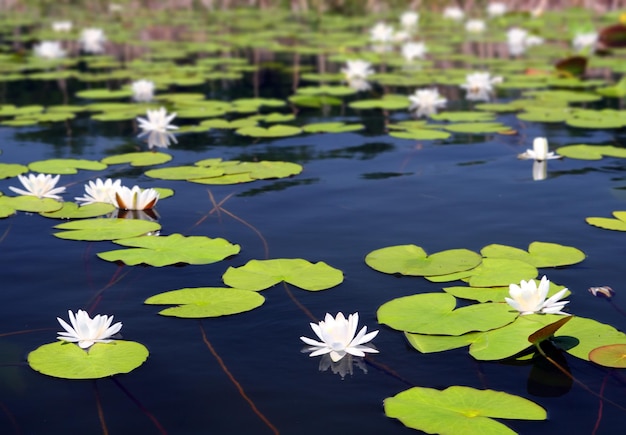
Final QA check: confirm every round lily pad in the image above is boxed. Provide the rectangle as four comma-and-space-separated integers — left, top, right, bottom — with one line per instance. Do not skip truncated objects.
0, 196, 63, 213
586, 211, 626, 231
28, 341, 149, 379
0, 163, 28, 179
235, 125, 302, 138
384, 386, 546, 435
589, 344, 626, 368
41, 202, 116, 219
28, 159, 107, 174
53, 218, 161, 241
144, 287, 265, 318
480, 242, 585, 268
101, 152, 173, 167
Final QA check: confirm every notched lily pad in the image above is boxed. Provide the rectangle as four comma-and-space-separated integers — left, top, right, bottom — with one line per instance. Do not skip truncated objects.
222, 258, 343, 291
101, 152, 172, 167
97, 234, 240, 266
384, 386, 546, 435
144, 287, 265, 318
0, 163, 28, 179
588, 344, 626, 368
586, 211, 626, 231
365, 245, 482, 277
480, 242, 585, 268
28, 341, 149, 379
41, 202, 116, 219
235, 125, 302, 138
0, 196, 63, 213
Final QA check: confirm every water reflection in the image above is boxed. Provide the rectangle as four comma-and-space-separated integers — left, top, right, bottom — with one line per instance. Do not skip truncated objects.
314, 353, 369, 379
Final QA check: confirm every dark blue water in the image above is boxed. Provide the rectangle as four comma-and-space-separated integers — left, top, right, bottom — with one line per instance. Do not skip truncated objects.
0, 73, 625, 435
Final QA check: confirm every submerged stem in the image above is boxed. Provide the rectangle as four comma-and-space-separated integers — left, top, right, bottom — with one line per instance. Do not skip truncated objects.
93, 381, 109, 435
110, 378, 168, 435
199, 321, 279, 435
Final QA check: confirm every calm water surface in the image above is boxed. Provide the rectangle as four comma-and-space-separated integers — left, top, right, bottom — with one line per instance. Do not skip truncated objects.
0, 70, 625, 435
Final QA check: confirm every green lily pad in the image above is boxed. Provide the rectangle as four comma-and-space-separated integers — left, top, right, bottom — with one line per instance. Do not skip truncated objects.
28, 158, 107, 174
222, 161, 303, 179
554, 316, 626, 361
480, 242, 585, 268
389, 129, 451, 140
144, 287, 265, 318
365, 245, 482, 277
528, 316, 573, 345
430, 111, 496, 122
444, 122, 509, 134
586, 211, 626, 231
53, 218, 161, 241
101, 152, 173, 167
75, 88, 132, 100
302, 122, 364, 133
0, 196, 63, 213
0, 163, 28, 179
40, 202, 116, 219
443, 280, 569, 303
384, 386, 546, 435
235, 125, 302, 138
295, 85, 356, 96
97, 234, 240, 266
405, 331, 482, 353
28, 341, 149, 379
469, 314, 564, 361
0, 203, 15, 218
200, 118, 258, 129
377, 293, 517, 335
588, 344, 626, 368
145, 165, 225, 181
222, 258, 343, 291
556, 144, 626, 160
349, 95, 408, 110
465, 258, 538, 288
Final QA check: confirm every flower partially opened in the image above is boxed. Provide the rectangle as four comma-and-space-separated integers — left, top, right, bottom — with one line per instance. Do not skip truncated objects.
505, 276, 570, 315
57, 309, 122, 349
137, 107, 178, 149
9, 173, 65, 200
79, 27, 106, 54
300, 312, 378, 362
518, 137, 561, 161
33, 41, 66, 60
114, 185, 159, 210
131, 79, 155, 103
341, 60, 374, 92
75, 178, 121, 205
460, 72, 502, 101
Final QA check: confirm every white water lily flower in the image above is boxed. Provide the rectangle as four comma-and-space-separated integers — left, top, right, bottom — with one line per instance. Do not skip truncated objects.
75, 178, 121, 205
465, 19, 486, 34
57, 309, 122, 349
409, 88, 447, 118
341, 60, 374, 91
505, 276, 570, 315
114, 185, 159, 210
33, 41, 66, 60
52, 20, 72, 32
137, 107, 178, 148
518, 137, 561, 161
400, 11, 419, 32
79, 28, 106, 54
300, 312, 379, 362
443, 6, 465, 21
369, 22, 394, 45
131, 79, 155, 102
507, 27, 529, 56
460, 72, 502, 101
573, 32, 598, 53
9, 173, 65, 199
402, 42, 427, 62
487, 2, 507, 18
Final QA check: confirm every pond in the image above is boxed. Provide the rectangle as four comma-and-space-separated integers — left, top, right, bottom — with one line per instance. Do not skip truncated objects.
0, 3, 626, 434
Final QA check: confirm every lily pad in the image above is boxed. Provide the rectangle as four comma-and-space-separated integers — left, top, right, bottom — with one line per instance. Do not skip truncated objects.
480, 242, 585, 268
377, 293, 517, 335
0, 163, 28, 179
556, 144, 626, 160
97, 234, 240, 266
0, 196, 63, 213
465, 258, 538, 288
389, 129, 451, 140
75, 88, 132, 99
384, 386, 546, 435
586, 211, 626, 231
588, 344, 626, 368
144, 287, 265, 318
145, 165, 225, 181
28, 158, 107, 174
28, 341, 149, 379
365, 245, 482, 277
40, 202, 116, 219
222, 258, 343, 291
235, 125, 302, 138
444, 122, 509, 134
101, 152, 172, 167
554, 316, 626, 361
53, 218, 161, 241
405, 331, 483, 353
302, 122, 364, 133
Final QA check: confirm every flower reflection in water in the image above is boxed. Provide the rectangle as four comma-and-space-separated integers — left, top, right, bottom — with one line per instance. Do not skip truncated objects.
317, 353, 369, 379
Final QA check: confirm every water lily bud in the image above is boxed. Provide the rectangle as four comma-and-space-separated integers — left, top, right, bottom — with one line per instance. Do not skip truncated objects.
588, 286, 615, 298
533, 137, 549, 160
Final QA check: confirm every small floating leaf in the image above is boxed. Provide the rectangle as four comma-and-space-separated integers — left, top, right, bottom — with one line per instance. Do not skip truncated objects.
40, 202, 115, 219
53, 218, 161, 241
389, 129, 451, 140
384, 386, 546, 435
0, 196, 63, 213
557, 144, 626, 160
101, 152, 172, 167
586, 211, 626, 231
588, 344, 626, 368
481, 242, 585, 268
302, 122, 364, 133
222, 258, 343, 291
235, 125, 302, 138
28, 341, 149, 379
97, 234, 240, 266
144, 287, 265, 318
0, 163, 28, 179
